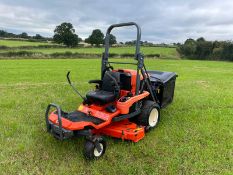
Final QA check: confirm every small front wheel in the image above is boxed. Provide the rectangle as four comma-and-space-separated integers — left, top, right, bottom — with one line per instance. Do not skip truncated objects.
83, 137, 106, 160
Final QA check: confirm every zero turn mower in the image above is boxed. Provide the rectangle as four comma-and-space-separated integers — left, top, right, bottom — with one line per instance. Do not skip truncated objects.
45, 22, 177, 159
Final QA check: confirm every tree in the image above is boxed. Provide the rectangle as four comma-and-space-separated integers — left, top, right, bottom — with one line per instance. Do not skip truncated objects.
168, 36, 233, 61
213, 41, 221, 48
53, 22, 79, 47
20, 32, 29, 39
221, 42, 233, 61
86, 29, 104, 46
196, 37, 205, 42
78, 37, 83, 42
33, 34, 43, 40
125, 40, 136, 45
181, 38, 197, 56
109, 34, 117, 45
84, 37, 90, 44
195, 41, 213, 59
0, 30, 8, 37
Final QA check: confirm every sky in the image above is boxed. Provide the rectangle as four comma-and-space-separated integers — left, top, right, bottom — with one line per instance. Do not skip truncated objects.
0, 0, 233, 43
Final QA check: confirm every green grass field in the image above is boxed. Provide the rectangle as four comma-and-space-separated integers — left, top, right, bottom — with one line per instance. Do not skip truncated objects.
0, 39, 51, 47
0, 58, 232, 174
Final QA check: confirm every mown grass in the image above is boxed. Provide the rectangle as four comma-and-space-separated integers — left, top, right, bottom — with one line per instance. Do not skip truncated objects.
0, 59, 232, 174
0, 39, 51, 47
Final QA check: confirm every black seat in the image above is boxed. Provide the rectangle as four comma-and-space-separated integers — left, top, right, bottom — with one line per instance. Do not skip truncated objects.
86, 71, 120, 104
86, 90, 116, 104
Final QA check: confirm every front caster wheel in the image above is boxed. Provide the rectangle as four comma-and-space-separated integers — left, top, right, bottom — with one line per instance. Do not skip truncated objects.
83, 137, 106, 160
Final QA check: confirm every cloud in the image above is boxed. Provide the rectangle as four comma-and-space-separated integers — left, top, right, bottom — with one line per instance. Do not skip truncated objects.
0, 0, 233, 43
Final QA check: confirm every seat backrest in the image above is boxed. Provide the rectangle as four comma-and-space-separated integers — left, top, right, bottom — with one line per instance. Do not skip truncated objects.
119, 72, 131, 91
102, 71, 120, 92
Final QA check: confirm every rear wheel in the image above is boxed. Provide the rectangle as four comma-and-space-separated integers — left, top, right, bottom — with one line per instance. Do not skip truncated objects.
136, 100, 160, 129
83, 137, 106, 160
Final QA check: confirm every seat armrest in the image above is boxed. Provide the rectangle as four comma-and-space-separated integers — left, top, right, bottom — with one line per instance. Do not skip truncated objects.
88, 80, 102, 84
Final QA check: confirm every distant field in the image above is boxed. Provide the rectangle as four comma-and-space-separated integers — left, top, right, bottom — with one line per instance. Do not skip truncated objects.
0, 39, 51, 47
0, 59, 232, 174
0, 39, 179, 59
15, 46, 176, 55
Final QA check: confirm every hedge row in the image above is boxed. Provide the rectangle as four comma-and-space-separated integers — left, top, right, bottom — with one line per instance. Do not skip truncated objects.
177, 38, 233, 61
0, 44, 66, 50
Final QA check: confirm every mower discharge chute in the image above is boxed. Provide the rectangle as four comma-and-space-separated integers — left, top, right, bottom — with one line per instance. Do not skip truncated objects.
45, 22, 177, 159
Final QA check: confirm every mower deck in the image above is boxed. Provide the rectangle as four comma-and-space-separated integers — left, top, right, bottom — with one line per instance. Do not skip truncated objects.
94, 119, 145, 142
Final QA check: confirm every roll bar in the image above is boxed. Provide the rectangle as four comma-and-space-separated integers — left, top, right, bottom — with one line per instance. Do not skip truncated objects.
102, 22, 142, 79
103, 22, 141, 59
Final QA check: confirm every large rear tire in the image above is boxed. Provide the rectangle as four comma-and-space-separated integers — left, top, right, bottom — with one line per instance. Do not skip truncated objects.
136, 100, 160, 129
